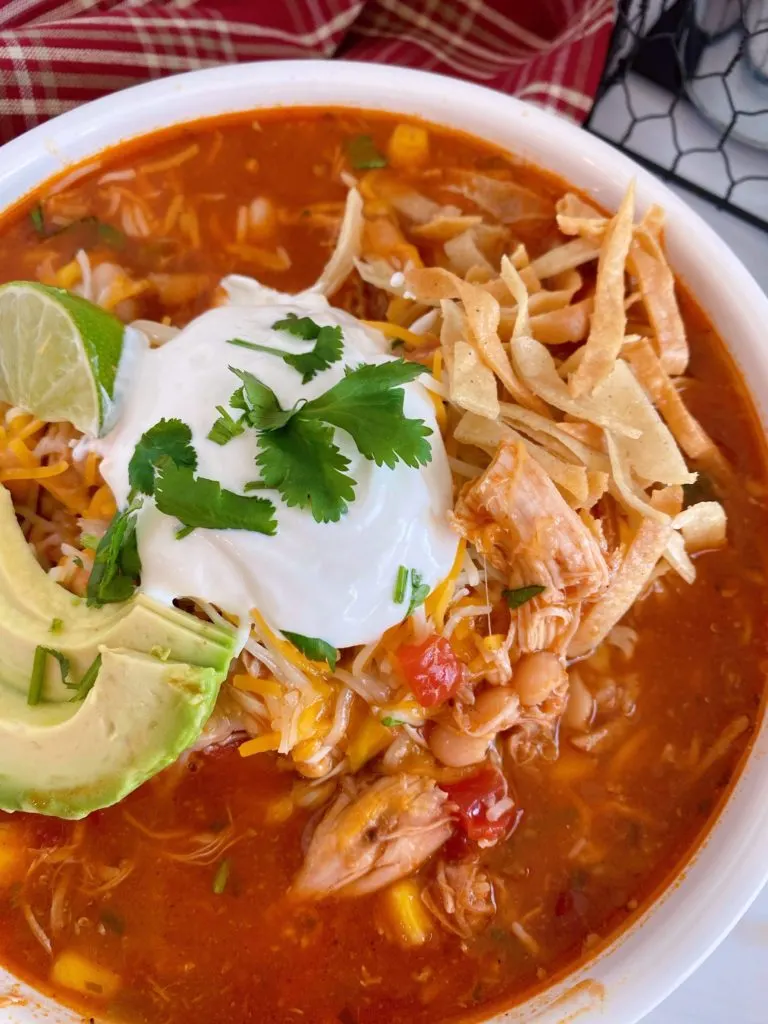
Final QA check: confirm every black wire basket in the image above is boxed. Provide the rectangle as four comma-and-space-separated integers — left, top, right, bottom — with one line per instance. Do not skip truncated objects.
586, 0, 768, 232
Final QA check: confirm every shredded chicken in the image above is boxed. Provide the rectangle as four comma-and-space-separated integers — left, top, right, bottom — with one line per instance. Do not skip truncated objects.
291, 774, 454, 899
453, 442, 610, 603
422, 859, 496, 938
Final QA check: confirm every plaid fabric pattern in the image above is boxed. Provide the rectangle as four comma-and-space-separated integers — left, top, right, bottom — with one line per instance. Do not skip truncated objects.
0, 0, 615, 144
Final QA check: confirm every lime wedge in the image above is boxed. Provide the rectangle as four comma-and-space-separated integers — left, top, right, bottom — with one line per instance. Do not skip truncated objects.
0, 281, 125, 436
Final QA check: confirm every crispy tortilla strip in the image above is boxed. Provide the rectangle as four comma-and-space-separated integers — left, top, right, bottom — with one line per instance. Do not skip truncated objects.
406, 266, 546, 412
673, 501, 727, 551
622, 337, 724, 467
450, 340, 501, 419
410, 215, 484, 240
355, 256, 409, 296
445, 229, 495, 276
530, 297, 594, 346
365, 172, 451, 224
499, 254, 530, 338
454, 412, 590, 505
663, 529, 696, 584
628, 223, 688, 375
498, 402, 609, 473
530, 237, 600, 279
569, 182, 636, 397
568, 519, 673, 657
597, 360, 695, 487
556, 194, 606, 240
650, 484, 683, 516
311, 188, 364, 296
510, 335, 640, 438
606, 433, 670, 523
441, 300, 499, 419
557, 420, 605, 450
445, 169, 552, 223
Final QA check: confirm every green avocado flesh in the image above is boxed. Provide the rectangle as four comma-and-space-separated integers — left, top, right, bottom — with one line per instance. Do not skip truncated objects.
0, 485, 237, 818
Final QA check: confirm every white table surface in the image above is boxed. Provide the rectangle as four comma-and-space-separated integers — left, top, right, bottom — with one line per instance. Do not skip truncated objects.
588, 84, 768, 1023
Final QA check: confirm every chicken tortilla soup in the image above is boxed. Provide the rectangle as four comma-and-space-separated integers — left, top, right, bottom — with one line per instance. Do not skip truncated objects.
0, 109, 764, 1024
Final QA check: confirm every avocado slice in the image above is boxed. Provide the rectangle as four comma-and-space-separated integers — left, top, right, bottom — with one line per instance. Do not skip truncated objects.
0, 485, 238, 818
0, 649, 224, 817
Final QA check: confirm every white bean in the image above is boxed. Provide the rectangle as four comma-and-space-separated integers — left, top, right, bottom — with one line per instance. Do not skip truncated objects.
513, 652, 566, 707
429, 722, 490, 767
470, 686, 521, 735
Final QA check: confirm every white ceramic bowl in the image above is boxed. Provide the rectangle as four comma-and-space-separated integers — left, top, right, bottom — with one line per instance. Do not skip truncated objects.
0, 60, 766, 1024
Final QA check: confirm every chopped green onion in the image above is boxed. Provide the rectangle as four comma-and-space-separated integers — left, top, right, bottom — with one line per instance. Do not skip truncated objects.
502, 584, 546, 610
381, 716, 406, 728
393, 565, 409, 604
406, 569, 430, 618
29, 204, 45, 236
212, 858, 231, 895
70, 653, 102, 703
345, 134, 387, 170
50, 618, 64, 635
27, 647, 48, 706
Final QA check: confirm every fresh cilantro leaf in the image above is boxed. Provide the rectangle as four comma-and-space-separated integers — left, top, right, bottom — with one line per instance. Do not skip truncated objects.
80, 533, 99, 551
393, 565, 409, 604
381, 716, 407, 728
300, 360, 432, 469
128, 418, 197, 496
406, 569, 430, 617
283, 326, 343, 383
256, 418, 356, 524
272, 313, 321, 340
154, 461, 277, 536
208, 405, 245, 446
229, 368, 294, 431
345, 134, 387, 170
86, 498, 143, 607
73, 556, 84, 569
30, 204, 45, 236
228, 322, 343, 383
282, 631, 339, 671
503, 584, 546, 610
50, 618, 64, 634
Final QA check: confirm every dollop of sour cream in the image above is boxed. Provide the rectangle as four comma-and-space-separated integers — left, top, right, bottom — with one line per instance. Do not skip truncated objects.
96, 294, 458, 648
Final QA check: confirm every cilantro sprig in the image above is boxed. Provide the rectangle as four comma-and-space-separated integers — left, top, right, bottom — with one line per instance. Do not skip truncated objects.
239, 359, 432, 524
503, 585, 546, 610
227, 315, 343, 384
282, 631, 339, 671
128, 419, 197, 496
406, 569, 430, 617
86, 497, 142, 607
154, 461, 277, 538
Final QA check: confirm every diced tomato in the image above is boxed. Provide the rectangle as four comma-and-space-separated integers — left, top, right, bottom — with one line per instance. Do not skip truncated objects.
396, 634, 464, 708
440, 766, 520, 843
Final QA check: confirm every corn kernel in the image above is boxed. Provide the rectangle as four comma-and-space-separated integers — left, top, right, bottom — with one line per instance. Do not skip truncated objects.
381, 880, 433, 946
388, 124, 430, 169
346, 713, 392, 772
51, 951, 120, 1000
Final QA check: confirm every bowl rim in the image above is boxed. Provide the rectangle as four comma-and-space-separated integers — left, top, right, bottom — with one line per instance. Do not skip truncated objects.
0, 58, 766, 1024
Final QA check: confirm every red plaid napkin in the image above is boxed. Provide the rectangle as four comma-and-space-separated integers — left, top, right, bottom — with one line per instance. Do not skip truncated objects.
0, 0, 615, 145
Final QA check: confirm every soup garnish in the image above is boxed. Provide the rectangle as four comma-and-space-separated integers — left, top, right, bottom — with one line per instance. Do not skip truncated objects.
0, 109, 764, 1024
